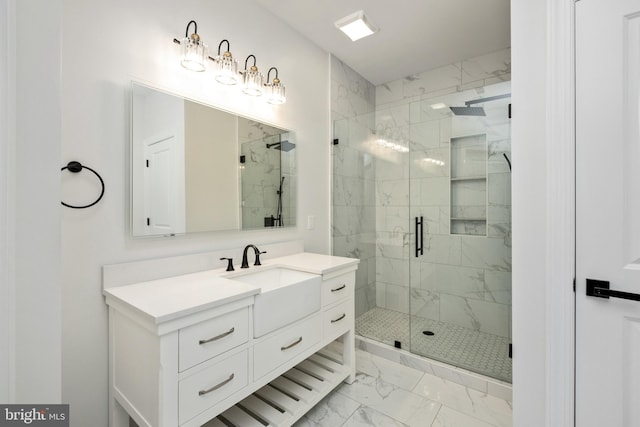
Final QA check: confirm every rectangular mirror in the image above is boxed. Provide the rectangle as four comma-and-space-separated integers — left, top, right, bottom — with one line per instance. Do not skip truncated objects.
131, 82, 296, 237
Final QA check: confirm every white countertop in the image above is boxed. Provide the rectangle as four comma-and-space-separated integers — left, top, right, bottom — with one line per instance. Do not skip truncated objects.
268, 252, 359, 275
103, 252, 359, 325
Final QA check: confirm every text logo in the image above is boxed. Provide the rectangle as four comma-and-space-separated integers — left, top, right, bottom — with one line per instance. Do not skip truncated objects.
0, 405, 68, 426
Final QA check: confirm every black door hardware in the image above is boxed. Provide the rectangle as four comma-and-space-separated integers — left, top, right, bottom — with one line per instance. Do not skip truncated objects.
586, 278, 640, 301
415, 216, 424, 258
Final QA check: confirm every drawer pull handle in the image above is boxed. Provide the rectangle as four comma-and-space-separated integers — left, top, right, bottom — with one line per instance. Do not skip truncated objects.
199, 327, 235, 345
331, 313, 346, 323
281, 337, 303, 351
331, 284, 346, 292
198, 373, 235, 396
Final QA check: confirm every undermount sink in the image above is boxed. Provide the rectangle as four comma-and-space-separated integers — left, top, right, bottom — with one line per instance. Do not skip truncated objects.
226, 267, 321, 338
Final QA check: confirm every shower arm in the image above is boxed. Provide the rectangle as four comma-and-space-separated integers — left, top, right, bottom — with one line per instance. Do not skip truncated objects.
465, 93, 511, 107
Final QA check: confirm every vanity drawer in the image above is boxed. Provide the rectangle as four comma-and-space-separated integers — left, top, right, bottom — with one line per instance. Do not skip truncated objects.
179, 349, 248, 425
323, 299, 353, 340
322, 272, 355, 307
179, 307, 249, 371
253, 313, 322, 380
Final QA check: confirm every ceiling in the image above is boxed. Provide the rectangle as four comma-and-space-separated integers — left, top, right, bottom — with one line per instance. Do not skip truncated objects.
254, 0, 511, 86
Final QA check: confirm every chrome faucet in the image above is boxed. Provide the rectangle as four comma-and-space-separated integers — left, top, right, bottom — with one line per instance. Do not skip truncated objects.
241, 244, 266, 268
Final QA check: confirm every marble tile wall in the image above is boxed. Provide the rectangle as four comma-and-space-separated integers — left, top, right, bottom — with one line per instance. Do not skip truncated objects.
375, 48, 512, 340
331, 56, 378, 317
241, 135, 282, 229
239, 122, 296, 229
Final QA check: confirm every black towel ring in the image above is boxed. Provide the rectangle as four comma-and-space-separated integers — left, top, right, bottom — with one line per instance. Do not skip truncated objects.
61, 161, 105, 209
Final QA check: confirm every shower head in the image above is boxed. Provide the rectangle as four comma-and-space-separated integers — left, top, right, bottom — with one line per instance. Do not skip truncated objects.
266, 140, 296, 152
449, 93, 511, 117
449, 106, 486, 116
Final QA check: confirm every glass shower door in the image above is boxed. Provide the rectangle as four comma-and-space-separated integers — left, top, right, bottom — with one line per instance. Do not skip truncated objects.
408, 81, 513, 382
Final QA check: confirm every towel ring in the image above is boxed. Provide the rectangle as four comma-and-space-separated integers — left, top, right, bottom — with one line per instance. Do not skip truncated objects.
61, 161, 105, 209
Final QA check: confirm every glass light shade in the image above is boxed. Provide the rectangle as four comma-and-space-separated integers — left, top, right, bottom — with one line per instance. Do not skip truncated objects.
242, 68, 263, 96
180, 37, 207, 72
265, 82, 286, 104
215, 53, 239, 85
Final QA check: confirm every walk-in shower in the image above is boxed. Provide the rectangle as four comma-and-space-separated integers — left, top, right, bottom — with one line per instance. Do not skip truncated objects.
333, 80, 512, 383
241, 133, 295, 229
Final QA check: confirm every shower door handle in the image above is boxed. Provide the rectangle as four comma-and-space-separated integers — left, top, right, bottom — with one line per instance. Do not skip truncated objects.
415, 216, 424, 257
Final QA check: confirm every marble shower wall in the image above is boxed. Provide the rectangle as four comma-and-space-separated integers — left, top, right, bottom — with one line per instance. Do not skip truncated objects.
331, 56, 377, 318
375, 48, 512, 339
239, 119, 296, 229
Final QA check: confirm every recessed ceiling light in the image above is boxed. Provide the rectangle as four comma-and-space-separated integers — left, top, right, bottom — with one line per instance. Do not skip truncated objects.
430, 103, 447, 110
335, 10, 378, 42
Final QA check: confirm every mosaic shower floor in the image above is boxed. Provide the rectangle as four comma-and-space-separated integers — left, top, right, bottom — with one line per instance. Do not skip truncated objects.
355, 307, 512, 383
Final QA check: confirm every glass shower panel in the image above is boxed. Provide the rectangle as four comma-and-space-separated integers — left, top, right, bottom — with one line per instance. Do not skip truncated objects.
408, 81, 512, 383
332, 113, 381, 336
333, 111, 412, 351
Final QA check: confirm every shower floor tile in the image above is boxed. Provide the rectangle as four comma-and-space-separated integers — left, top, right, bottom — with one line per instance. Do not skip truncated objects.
355, 307, 512, 383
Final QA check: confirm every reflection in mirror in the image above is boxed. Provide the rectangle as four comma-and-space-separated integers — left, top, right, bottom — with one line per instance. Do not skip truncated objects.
130, 82, 296, 237
240, 124, 296, 229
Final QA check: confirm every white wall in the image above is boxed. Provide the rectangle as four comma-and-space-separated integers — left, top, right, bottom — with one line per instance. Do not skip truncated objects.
511, 0, 547, 424
512, 0, 575, 426
0, 0, 12, 403
60, 0, 330, 425
10, 0, 63, 403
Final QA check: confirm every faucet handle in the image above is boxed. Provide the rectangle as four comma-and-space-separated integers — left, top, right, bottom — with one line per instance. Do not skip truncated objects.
220, 257, 234, 272
254, 251, 267, 266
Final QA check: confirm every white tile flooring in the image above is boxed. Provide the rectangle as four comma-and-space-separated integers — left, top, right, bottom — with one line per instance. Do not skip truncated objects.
293, 349, 513, 427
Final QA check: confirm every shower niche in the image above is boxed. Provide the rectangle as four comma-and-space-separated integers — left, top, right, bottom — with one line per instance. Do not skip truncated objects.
450, 133, 487, 236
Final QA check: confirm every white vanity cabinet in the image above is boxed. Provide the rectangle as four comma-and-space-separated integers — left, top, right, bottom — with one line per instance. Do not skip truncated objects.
104, 252, 358, 427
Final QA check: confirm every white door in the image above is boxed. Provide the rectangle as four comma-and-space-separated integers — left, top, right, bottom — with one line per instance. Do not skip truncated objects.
576, 1, 640, 426
143, 134, 185, 235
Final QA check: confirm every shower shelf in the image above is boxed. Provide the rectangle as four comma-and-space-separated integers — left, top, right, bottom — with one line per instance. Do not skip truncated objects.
450, 134, 488, 236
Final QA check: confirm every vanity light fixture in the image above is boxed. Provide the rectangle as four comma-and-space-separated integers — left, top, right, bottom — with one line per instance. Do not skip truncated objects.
264, 67, 286, 104
335, 10, 378, 42
211, 39, 239, 85
173, 20, 208, 72
172, 25, 288, 104
241, 55, 263, 96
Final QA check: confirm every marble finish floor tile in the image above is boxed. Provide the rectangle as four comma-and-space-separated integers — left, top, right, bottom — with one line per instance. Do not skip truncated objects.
431, 406, 499, 427
336, 373, 439, 426
297, 349, 511, 427
355, 307, 512, 382
293, 392, 361, 427
413, 373, 512, 427
342, 407, 411, 427
356, 350, 425, 391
